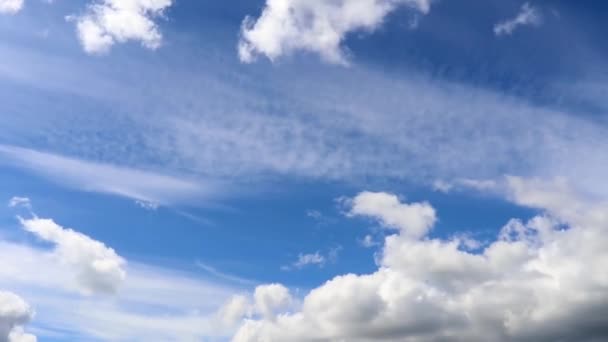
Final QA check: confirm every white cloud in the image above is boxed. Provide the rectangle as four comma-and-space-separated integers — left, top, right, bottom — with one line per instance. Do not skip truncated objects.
359, 234, 379, 248
346, 191, 436, 239
0, 0, 23, 14
253, 284, 293, 320
238, 0, 432, 64
18, 216, 126, 295
0, 291, 36, 342
293, 252, 326, 269
231, 181, 608, 341
0, 145, 214, 207
7, 197, 30, 210
71, 0, 173, 54
0, 237, 241, 340
494, 2, 542, 36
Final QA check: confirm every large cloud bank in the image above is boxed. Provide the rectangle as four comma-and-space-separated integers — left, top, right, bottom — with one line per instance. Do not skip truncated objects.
229, 177, 608, 341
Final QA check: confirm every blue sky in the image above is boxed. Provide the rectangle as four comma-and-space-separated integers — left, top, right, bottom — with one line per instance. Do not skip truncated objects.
0, 1, 607, 341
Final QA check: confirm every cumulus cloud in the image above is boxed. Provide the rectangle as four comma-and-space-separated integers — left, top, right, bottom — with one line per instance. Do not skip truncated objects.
0, 291, 36, 342
345, 191, 437, 239
0, 0, 23, 14
238, 0, 432, 64
71, 0, 173, 54
18, 216, 126, 295
231, 180, 608, 341
494, 2, 542, 36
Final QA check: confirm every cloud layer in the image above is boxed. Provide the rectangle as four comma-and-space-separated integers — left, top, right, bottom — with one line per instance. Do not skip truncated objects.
239, 0, 432, 64
230, 178, 608, 341
72, 0, 173, 54
0, 0, 22, 14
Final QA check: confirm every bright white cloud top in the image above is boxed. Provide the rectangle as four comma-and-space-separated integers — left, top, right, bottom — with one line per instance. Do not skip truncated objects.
494, 2, 542, 36
239, 0, 432, 64
18, 216, 126, 295
0, 0, 23, 14
72, 0, 173, 54
0, 291, 36, 342
227, 178, 608, 341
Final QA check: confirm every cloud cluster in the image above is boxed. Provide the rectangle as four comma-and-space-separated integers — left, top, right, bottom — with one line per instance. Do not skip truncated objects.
230, 178, 608, 341
18, 216, 126, 295
0, 292, 36, 342
494, 2, 542, 36
0, 0, 22, 14
72, 0, 173, 54
239, 0, 432, 64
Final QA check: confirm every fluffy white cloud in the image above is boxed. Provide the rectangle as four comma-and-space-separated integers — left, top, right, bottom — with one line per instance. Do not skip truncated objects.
0, 292, 36, 342
238, 0, 432, 64
71, 0, 173, 54
231, 180, 608, 341
494, 2, 542, 36
0, 0, 23, 14
18, 216, 126, 295
346, 191, 436, 239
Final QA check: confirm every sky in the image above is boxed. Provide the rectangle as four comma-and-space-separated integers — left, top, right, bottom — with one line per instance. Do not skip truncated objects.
0, 0, 607, 341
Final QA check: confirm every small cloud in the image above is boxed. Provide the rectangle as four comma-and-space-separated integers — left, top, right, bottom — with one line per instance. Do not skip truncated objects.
135, 200, 159, 211
283, 246, 342, 271
359, 234, 379, 248
494, 2, 542, 36
306, 210, 322, 220
8, 197, 31, 209
68, 0, 173, 54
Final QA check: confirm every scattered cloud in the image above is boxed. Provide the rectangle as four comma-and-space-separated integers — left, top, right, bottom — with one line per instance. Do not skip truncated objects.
8, 197, 31, 210
70, 0, 173, 54
293, 252, 326, 269
494, 2, 542, 36
283, 246, 342, 271
229, 180, 608, 341
18, 216, 126, 295
238, 0, 432, 64
0, 291, 36, 342
0, 0, 23, 14
0, 231, 242, 340
433, 178, 498, 193
359, 234, 379, 248
345, 191, 437, 239
0, 145, 214, 207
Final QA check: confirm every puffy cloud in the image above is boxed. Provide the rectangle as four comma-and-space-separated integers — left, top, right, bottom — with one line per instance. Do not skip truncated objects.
253, 284, 293, 320
0, 0, 23, 14
71, 0, 173, 54
238, 0, 432, 64
18, 216, 126, 295
0, 291, 36, 342
494, 2, 542, 36
232, 182, 608, 341
346, 191, 436, 239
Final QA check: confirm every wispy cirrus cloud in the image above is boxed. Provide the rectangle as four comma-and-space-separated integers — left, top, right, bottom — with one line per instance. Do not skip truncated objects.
494, 2, 542, 36
0, 145, 218, 207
